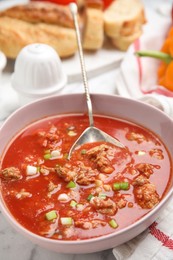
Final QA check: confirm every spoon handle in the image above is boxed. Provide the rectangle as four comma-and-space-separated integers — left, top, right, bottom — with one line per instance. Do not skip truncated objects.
70, 3, 94, 127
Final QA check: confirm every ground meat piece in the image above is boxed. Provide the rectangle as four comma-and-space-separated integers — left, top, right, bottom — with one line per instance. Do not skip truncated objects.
63, 226, 75, 238
76, 162, 99, 185
134, 183, 160, 209
56, 163, 77, 182
48, 181, 58, 192
149, 149, 164, 160
75, 220, 92, 229
128, 202, 134, 208
133, 175, 150, 186
90, 197, 117, 215
96, 156, 114, 174
42, 139, 48, 147
0, 167, 21, 180
126, 132, 146, 143
24, 155, 35, 163
46, 125, 59, 141
41, 165, 56, 175
39, 218, 58, 237
75, 219, 107, 230
86, 144, 114, 173
136, 163, 154, 178
87, 144, 109, 155
47, 182, 61, 198
68, 190, 80, 202
49, 125, 58, 134
38, 125, 60, 149
37, 131, 46, 137
117, 198, 127, 209
16, 189, 32, 199
56, 162, 99, 185
123, 166, 138, 176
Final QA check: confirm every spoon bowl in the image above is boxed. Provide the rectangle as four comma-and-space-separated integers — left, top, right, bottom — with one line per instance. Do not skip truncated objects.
68, 126, 125, 159
68, 3, 125, 159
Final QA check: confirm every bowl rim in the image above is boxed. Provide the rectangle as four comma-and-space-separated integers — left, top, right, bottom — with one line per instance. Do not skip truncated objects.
3, 92, 173, 127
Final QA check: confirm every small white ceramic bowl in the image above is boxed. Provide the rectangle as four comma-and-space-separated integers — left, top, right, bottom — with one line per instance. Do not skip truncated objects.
0, 93, 173, 254
11, 43, 67, 105
0, 51, 7, 78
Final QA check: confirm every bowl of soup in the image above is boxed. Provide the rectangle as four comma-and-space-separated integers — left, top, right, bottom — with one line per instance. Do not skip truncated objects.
0, 93, 173, 254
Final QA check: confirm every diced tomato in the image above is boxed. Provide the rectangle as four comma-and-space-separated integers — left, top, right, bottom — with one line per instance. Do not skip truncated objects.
103, 0, 113, 9
30, 0, 113, 8
30, 0, 76, 5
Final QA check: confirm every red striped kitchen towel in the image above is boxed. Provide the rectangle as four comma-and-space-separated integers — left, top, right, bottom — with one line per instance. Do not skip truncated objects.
113, 199, 173, 259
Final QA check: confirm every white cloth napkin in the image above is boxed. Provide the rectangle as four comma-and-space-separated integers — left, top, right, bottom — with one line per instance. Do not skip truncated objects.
113, 4, 173, 260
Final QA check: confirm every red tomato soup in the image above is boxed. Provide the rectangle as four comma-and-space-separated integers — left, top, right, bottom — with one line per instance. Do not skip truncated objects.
0, 114, 172, 240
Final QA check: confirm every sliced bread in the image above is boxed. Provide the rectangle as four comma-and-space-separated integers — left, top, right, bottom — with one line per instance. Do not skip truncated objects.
104, 0, 146, 38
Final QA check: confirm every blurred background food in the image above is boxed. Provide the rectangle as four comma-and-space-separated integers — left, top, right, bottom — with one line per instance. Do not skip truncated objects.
0, 1, 77, 58
135, 20, 173, 93
0, 0, 146, 59
104, 0, 146, 51
157, 28, 173, 91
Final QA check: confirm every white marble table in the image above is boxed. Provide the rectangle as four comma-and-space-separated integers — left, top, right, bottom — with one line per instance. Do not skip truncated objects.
0, 213, 116, 260
0, 212, 116, 260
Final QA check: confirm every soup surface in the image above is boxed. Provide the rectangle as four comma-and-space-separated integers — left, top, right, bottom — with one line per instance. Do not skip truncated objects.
0, 114, 172, 240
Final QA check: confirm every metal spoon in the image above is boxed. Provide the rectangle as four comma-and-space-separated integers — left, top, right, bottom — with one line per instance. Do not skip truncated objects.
68, 3, 125, 159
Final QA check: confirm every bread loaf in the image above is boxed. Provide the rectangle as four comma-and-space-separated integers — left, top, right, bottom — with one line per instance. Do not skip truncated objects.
82, 0, 104, 50
0, 0, 147, 59
111, 25, 142, 51
0, 16, 77, 59
77, 0, 85, 9
0, 1, 74, 28
104, 0, 146, 38
0, 1, 78, 59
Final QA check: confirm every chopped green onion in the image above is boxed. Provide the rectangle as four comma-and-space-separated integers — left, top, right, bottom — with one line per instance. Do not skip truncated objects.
37, 166, 40, 173
44, 153, 51, 160
113, 183, 121, 190
45, 210, 57, 221
60, 217, 73, 225
113, 182, 129, 191
81, 149, 86, 155
120, 182, 129, 190
70, 200, 77, 208
98, 193, 107, 199
63, 153, 69, 159
66, 181, 76, 188
87, 194, 94, 201
109, 219, 118, 229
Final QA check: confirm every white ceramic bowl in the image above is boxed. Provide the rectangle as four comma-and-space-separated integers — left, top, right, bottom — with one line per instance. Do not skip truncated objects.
11, 43, 67, 105
0, 93, 173, 254
0, 51, 7, 78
